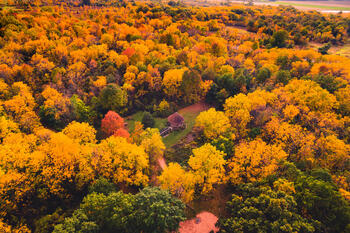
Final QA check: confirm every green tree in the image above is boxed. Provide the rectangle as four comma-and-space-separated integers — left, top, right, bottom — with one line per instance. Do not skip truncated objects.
97, 84, 127, 113
132, 187, 186, 233
275, 70, 292, 85
271, 30, 289, 48
295, 173, 350, 233
88, 178, 118, 195
53, 187, 185, 233
218, 183, 317, 233
70, 95, 95, 124
318, 43, 331, 55
256, 67, 271, 84
141, 112, 155, 128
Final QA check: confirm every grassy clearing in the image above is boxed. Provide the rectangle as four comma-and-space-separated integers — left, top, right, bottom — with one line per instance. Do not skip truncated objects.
309, 41, 350, 58
163, 110, 199, 148
127, 102, 209, 148
331, 44, 350, 57
125, 110, 197, 148
274, 1, 350, 11
163, 102, 210, 148
126, 112, 167, 132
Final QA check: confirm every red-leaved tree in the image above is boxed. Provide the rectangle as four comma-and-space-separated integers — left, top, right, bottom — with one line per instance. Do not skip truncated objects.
101, 111, 125, 137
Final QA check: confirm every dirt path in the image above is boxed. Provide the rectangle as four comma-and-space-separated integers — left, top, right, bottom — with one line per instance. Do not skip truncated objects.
157, 157, 167, 170
158, 101, 219, 232
178, 101, 210, 115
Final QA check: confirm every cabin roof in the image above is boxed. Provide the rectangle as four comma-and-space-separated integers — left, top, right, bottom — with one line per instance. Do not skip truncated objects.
167, 112, 184, 128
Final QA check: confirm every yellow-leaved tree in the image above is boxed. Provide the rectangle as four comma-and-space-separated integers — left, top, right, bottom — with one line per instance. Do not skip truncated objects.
335, 85, 350, 116
224, 90, 275, 138
2, 82, 41, 132
62, 121, 96, 144
228, 139, 287, 184
92, 136, 149, 186
158, 162, 196, 203
163, 68, 186, 99
275, 79, 338, 113
188, 144, 226, 194
224, 93, 252, 137
315, 134, 350, 172
195, 108, 231, 140
139, 128, 165, 163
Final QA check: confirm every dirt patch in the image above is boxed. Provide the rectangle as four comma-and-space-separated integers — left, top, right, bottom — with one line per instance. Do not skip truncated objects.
178, 211, 219, 233
178, 101, 210, 115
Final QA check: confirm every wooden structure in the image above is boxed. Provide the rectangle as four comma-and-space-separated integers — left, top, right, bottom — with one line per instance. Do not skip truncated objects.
167, 112, 185, 130
159, 112, 186, 137
160, 127, 172, 137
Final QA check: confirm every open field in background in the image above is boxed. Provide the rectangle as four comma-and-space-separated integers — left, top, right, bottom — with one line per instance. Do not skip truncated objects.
239, 1, 350, 11
270, 1, 350, 11
2, 0, 349, 12
184, 0, 350, 12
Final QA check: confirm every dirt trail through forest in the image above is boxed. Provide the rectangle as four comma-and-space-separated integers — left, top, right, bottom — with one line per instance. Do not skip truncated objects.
157, 157, 167, 170
157, 101, 219, 233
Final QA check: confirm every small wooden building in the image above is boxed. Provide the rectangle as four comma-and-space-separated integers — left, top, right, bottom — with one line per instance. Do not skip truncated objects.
167, 112, 185, 130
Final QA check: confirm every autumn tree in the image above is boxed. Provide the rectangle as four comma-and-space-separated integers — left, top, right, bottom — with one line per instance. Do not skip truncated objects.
139, 128, 165, 163
195, 108, 231, 140
224, 90, 274, 138
277, 79, 338, 113
228, 139, 287, 184
39, 86, 70, 129
101, 111, 125, 138
224, 93, 252, 137
335, 85, 350, 116
188, 144, 226, 194
2, 82, 40, 133
158, 163, 196, 203
163, 68, 186, 99
92, 136, 149, 186
180, 69, 202, 104
315, 135, 350, 172
62, 121, 96, 144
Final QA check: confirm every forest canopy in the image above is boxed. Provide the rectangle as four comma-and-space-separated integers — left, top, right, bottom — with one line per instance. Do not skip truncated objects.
0, 1, 350, 232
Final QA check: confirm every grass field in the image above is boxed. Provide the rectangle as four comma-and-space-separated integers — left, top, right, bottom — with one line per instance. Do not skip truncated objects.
330, 43, 350, 57
126, 111, 195, 148
126, 112, 167, 132
126, 109, 203, 148
127, 102, 210, 148
163, 110, 198, 147
309, 41, 350, 58
163, 102, 210, 148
